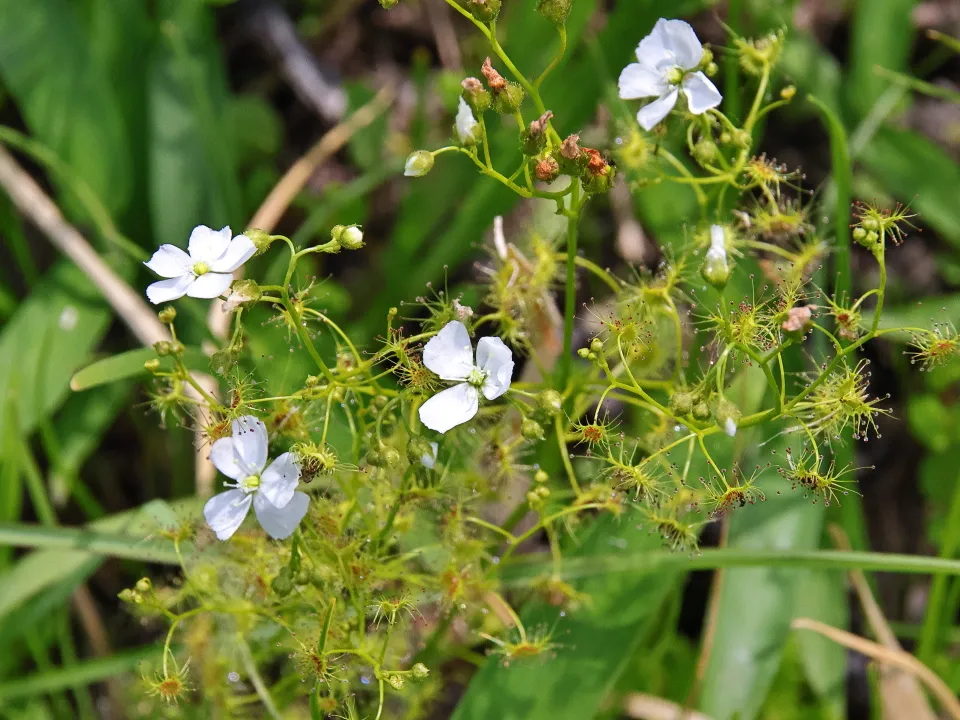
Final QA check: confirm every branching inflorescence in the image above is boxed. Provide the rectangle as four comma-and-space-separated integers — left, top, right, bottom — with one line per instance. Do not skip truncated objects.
122, 5, 941, 717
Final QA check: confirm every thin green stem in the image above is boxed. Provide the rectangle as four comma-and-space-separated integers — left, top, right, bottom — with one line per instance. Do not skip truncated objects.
558, 181, 581, 389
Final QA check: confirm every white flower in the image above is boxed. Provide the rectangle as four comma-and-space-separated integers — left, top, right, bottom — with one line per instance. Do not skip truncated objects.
203, 415, 308, 540
144, 225, 256, 304
455, 97, 481, 145
404, 150, 435, 177
724, 416, 738, 437
418, 321, 514, 434
618, 18, 722, 131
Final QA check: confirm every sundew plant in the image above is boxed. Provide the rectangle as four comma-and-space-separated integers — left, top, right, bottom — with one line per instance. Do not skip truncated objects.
4, 2, 960, 720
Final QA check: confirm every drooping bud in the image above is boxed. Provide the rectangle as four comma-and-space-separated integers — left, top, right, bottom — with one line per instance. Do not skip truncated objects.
461, 77, 491, 113
404, 150, 435, 177
535, 0, 572, 26
454, 97, 482, 146
714, 398, 742, 437
244, 227, 274, 255
521, 111, 553, 155
158, 306, 177, 324
669, 391, 695, 416
700, 224, 731, 289
332, 224, 365, 250
271, 567, 294, 597
521, 418, 545, 441
537, 389, 564, 416
221, 279, 262, 313
468, 0, 501, 22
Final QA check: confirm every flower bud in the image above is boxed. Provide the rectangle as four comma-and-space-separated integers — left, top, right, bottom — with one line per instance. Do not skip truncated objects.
158, 306, 177, 324
732, 129, 752, 148
407, 436, 435, 466
383, 447, 402, 468
705, 61, 719, 77
387, 674, 406, 690
468, 0, 500, 22
144, 358, 161, 373
580, 149, 616, 194
700, 48, 714, 66
492, 82, 525, 114
534, 469, 549, 483
404, 150, 434, 177
454, 97, 482, 147
780, 85, 796, 100
577, 347, 591, 359
669, 391, 695, 416
222, 279, 262, 314
118, 588, 136, 603
589, 337, 604, 353
271, 568, 294, 597
244, 227, 274, 255
692, 401, 711, 420
412, 662, 430, 680
461, 77, 492, 113
782, 305, 813, 336
692, 138, 718, 165
333, 224, 365, 250
521, 418, 545, 441
153, 340, 172, 357
521, 111, 553, 155
534, 155, 560, 182
378, 0, 399, 7
535, 0, 572, 25
135, 577, 152, 594
537, 389, 563, 416
365, 449, 385, 467
296, 570, 310, 585
701, 225, 731, 289
714, 398, 741, 437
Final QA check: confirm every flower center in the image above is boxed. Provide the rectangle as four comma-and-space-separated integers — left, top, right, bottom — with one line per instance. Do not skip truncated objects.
240, 474, 261, 492
466, 367, 487, 388
193, 261, 210, 276
666, 66, 685, 85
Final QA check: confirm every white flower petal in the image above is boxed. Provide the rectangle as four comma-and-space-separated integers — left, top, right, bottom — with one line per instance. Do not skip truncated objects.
682, 72, 722, 114
185, 272, 233, 299
455, 97, 480, 144
260, 452, 300, 508
476, 336, 514, 400
188, 225, 232, 262
146, 275, 194, 304
209, 236, 257, 274
422, 321, 474, 381
231, 415, 268, 474
710, 224, 726, 252
203, 489, 253, 540
144, 245, 192, 278
655, 18, 703, 70
636, 88, 679, 131
210, 437, 249, 480
421, 441, 439, 469
635, 21, 670, 68
418, 383, 479, 434
254, 491, 309, 540
724, 417, 738, 437
618, 63, 668, 100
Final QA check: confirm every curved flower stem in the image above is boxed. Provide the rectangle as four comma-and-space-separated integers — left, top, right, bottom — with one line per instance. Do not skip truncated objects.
554, 415, 581, 496
557, 181, 582, 389
535, 27, 567, 89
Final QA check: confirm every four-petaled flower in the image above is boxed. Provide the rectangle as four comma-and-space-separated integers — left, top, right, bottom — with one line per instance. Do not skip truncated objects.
618, 18, 722, 131
145, 225, 256, 304
418, 321, 514, 434
203, 415, 309, 540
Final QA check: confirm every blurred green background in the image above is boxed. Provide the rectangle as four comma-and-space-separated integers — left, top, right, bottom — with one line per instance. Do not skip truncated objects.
1, 0, 959, 718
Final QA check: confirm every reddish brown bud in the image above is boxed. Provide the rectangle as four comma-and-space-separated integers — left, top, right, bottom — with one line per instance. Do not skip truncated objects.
782, 305, 813, 333
535, 156, 560, 182
481, 57, 507, 91
529, 111, 554, 137
462, 77, 483, 93
560, 134, 581, 160
583, 148, 606, 175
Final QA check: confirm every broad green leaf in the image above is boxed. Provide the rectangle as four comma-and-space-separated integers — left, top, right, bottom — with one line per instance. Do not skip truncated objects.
70, 346, 210, 391
846, 0, 918, 118
451, 519, 679, 720
0, 0, 131, 214
794, 568, 847, 719
0, 262, 111, 439
0, 645, 160, 700
148, 0, 243, 247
